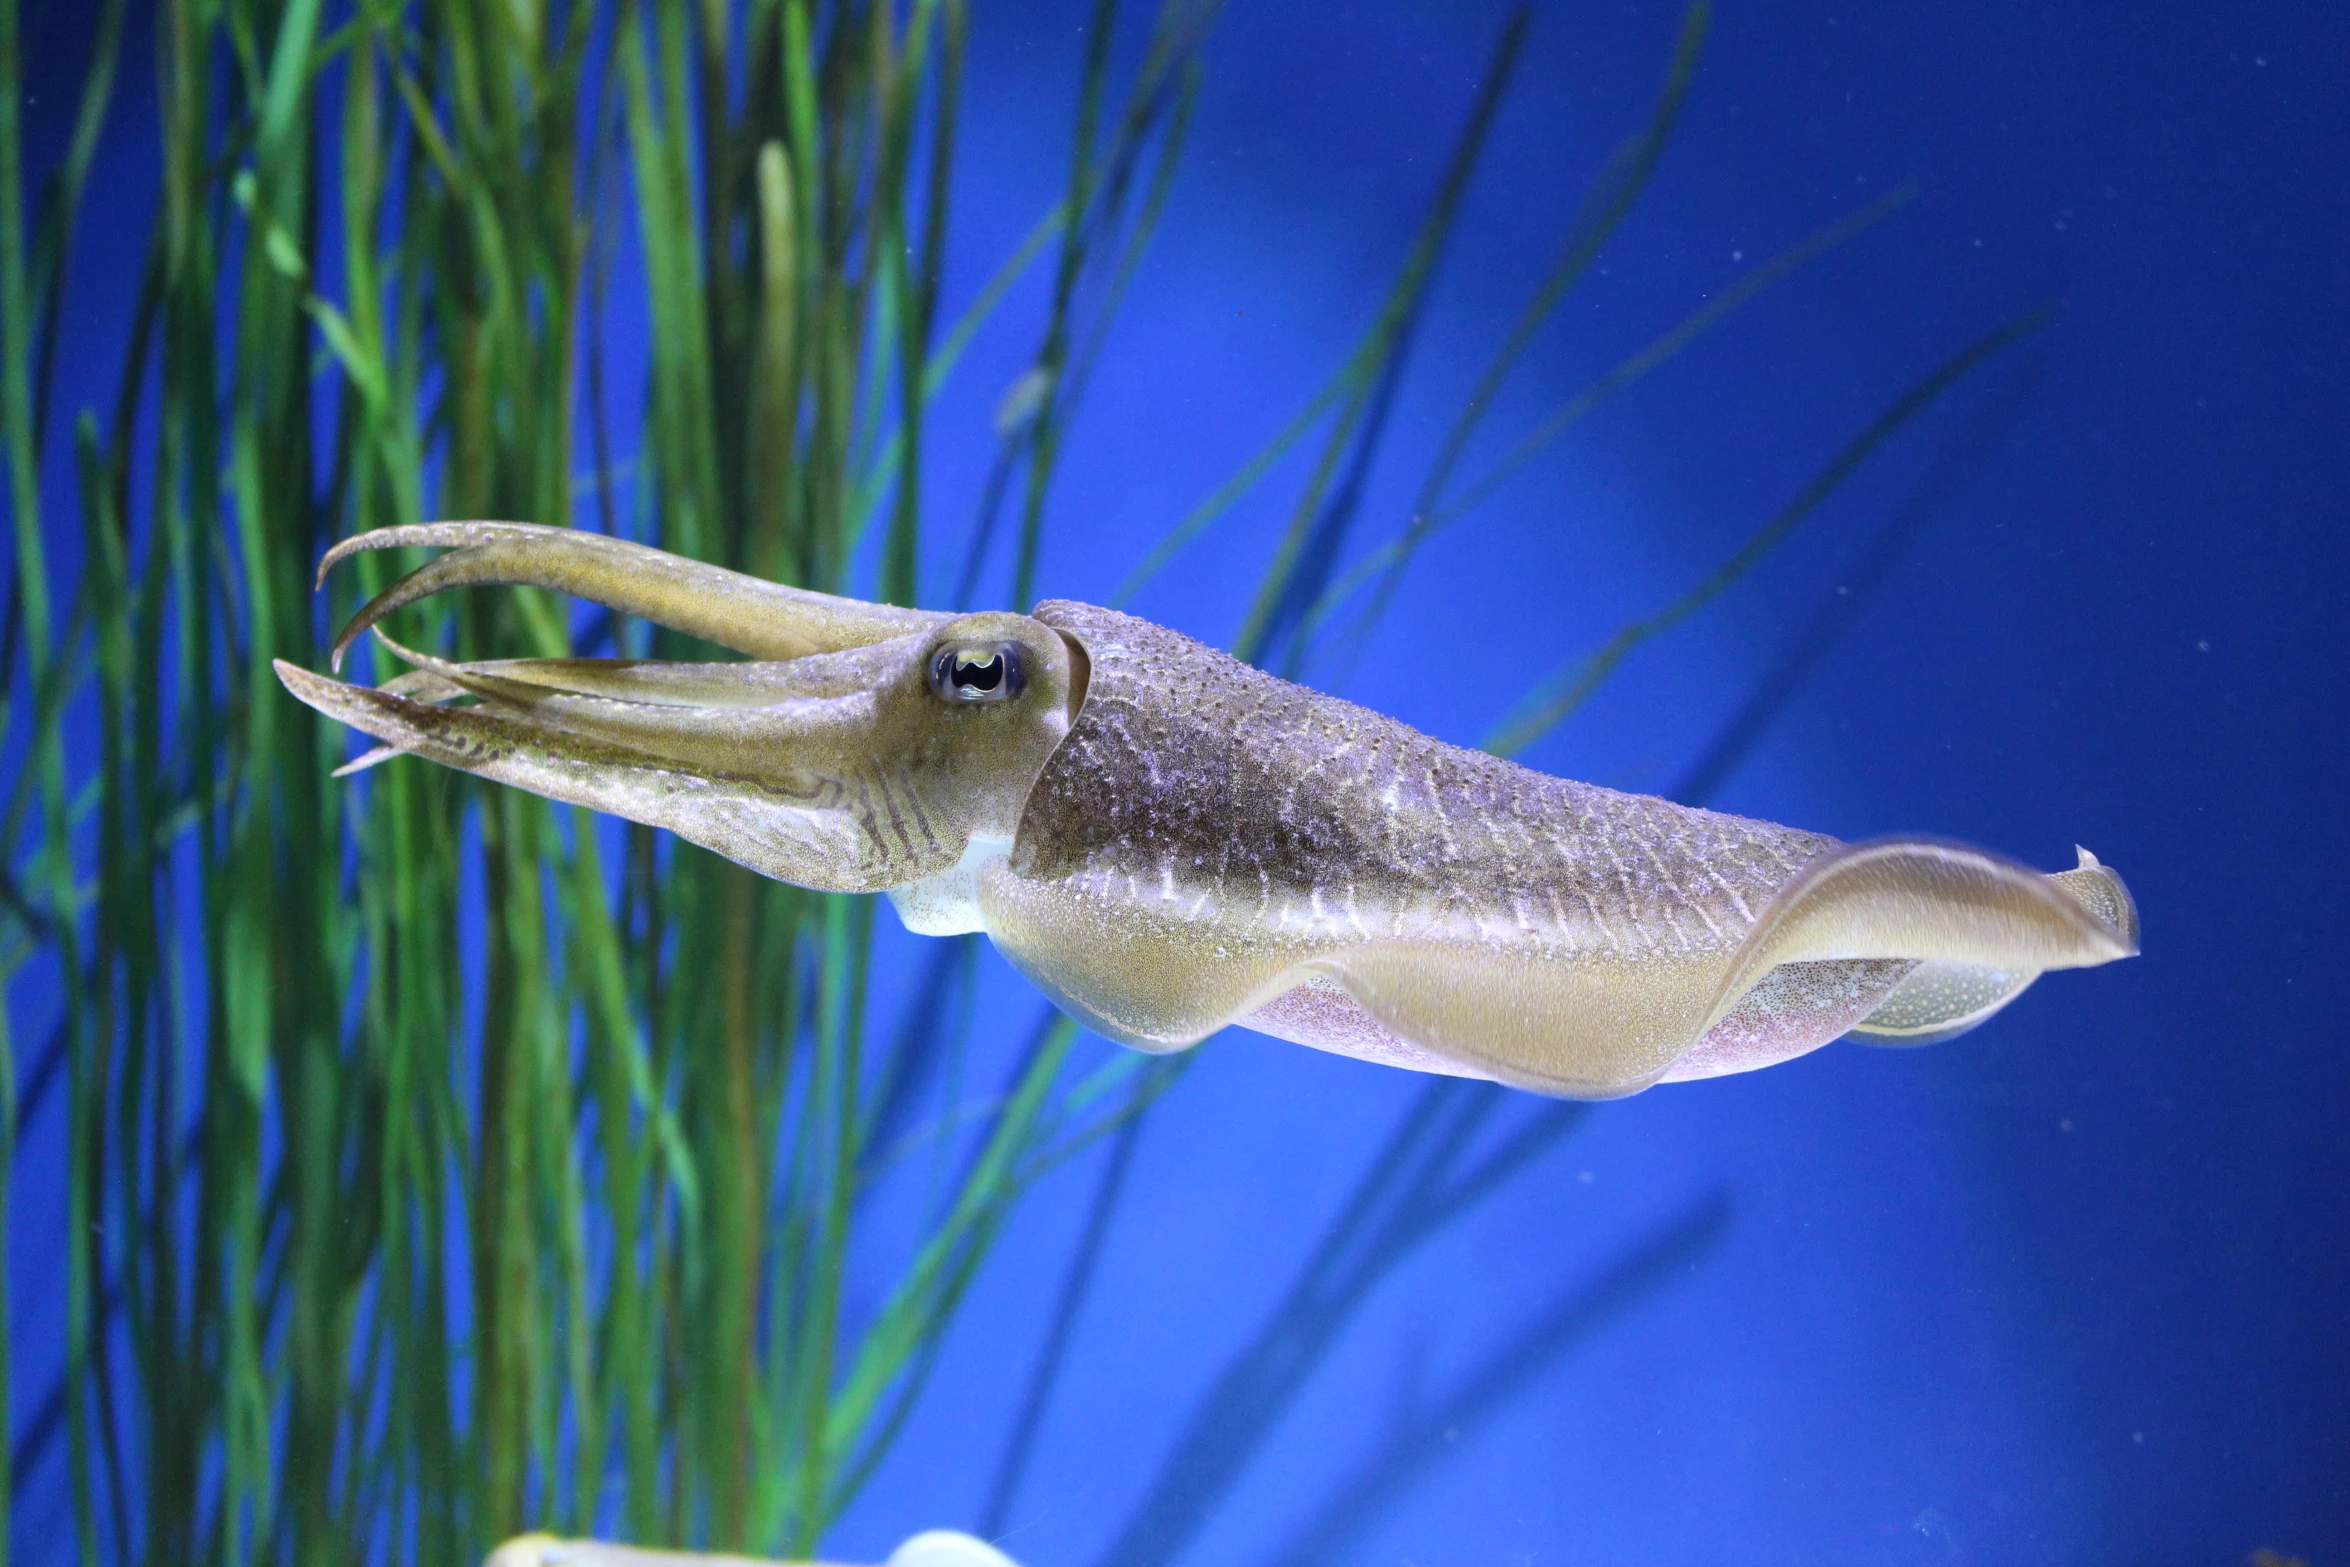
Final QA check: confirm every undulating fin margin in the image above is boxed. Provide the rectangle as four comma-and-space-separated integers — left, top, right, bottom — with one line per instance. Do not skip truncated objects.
1713, 839, 2138, 1053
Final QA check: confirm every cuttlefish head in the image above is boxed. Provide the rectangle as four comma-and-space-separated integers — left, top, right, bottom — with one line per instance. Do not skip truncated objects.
274, 522, 1086, 894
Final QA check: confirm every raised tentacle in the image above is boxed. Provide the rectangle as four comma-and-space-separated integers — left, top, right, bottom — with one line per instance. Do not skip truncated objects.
320, 521, 947, 670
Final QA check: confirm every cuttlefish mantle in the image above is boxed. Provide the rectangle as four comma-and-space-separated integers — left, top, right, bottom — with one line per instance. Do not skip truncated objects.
277, 522, 2139, 1100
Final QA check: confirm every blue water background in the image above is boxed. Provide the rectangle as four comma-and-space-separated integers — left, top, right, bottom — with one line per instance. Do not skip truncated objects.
11, 1, 2347, 1563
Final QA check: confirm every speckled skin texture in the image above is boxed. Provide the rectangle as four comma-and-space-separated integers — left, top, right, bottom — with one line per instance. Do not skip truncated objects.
977, 603, 1905, 1095
1019, 604, 1837, 942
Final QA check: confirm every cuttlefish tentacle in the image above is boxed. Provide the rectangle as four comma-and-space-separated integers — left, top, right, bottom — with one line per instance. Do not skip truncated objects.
320, 520, 948, 669
277, 523, 2137, 1101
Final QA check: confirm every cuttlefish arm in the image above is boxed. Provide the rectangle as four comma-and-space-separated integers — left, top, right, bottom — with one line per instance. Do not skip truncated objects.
278, 522, 2137, 1100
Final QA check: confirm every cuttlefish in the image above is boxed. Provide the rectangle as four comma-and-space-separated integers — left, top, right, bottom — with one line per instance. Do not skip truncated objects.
276, 522, 2137, 1100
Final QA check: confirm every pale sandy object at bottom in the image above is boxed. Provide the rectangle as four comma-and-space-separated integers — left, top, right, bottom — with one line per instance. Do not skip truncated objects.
483, 1528, 1019, 1567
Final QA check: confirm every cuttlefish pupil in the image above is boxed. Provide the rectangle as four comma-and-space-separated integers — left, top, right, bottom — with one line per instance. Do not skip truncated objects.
276, 521, 2139, 1101
933, 643, 1022, 702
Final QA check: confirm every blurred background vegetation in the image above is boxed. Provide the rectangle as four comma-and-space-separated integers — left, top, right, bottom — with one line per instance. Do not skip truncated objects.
0, 0, 2017, 1562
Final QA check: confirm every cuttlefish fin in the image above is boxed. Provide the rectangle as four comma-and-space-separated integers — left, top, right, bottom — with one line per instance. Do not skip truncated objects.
1705, 839, 2135, 1018
1256, 840, 2137, 1099
1296, 943, 1729, 1099
1843, 961, 2038, 1045
1843, 845, 2139, 1045
2047, 844, 2139, 946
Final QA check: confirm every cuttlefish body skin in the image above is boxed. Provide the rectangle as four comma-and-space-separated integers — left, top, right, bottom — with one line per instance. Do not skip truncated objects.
277, 523, 2138, 1100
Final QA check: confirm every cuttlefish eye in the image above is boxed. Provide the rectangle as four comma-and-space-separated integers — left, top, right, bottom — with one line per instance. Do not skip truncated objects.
928, 641, 1026, 703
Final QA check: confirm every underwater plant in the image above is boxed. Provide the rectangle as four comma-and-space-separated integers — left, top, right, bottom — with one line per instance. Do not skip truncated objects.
0, 0, 2075, 1562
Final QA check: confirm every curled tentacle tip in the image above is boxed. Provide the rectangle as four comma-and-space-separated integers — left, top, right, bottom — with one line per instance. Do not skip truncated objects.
316, 524, 410, 588
327, 575, 438, 673
316, 523, 431, 587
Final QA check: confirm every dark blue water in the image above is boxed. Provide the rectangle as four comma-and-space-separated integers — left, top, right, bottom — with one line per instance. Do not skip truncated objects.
16, 2, 2348, 1563
842, 6, 2349, 1563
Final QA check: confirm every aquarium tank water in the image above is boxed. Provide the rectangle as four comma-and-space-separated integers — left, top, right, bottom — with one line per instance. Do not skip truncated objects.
0, 1, 2342, 1564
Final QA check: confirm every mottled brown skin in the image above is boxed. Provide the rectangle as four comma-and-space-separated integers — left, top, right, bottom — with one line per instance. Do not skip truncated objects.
278, 523, 2140, 1100
1019, 604, 1838, 938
